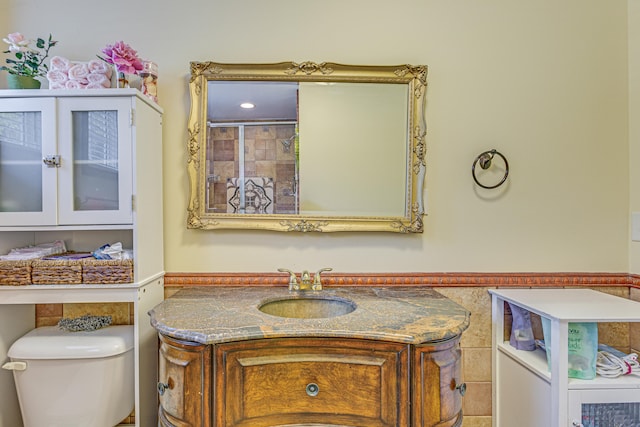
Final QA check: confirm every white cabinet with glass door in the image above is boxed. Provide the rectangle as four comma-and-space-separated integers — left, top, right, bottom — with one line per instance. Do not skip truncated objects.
0, 94, 134, 226
0, 89, 164, 427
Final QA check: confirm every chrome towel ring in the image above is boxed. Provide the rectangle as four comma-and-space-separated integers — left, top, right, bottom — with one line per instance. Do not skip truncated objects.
472, 149, 509, 189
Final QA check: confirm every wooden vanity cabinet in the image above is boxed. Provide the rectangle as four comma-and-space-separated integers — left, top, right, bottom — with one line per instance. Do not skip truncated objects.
158, 335, 464, 427
158, 334, 211, 427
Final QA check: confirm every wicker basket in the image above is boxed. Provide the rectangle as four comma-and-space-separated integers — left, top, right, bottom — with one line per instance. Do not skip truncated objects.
82, 258, 134, 284
0, 260, 32, 286
31, 259, 83, 284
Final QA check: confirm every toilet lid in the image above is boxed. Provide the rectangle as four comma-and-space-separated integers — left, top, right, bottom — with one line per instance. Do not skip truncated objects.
8, 325, 134, 359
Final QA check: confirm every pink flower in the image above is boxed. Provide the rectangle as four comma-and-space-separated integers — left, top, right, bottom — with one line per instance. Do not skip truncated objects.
101, 41, 143, 74
3, 32, 30, 53
6, 32, 25, 44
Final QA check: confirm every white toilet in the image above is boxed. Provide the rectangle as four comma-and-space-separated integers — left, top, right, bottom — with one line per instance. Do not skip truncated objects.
3, 325, 135, 427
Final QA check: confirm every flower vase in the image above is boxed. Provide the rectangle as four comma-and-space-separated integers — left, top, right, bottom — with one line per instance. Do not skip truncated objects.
117, 72, 129, 88
6, 74, 41, 89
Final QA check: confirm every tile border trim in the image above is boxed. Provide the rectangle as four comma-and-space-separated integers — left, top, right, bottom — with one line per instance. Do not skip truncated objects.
165, 272, 640, 288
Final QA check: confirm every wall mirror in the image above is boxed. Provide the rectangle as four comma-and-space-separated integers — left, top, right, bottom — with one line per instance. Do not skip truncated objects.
187, 61, 427, 232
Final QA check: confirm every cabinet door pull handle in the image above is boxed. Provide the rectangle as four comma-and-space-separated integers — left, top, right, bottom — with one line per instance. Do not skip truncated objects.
455, 382, 467, 396
42, 155, 61, 168
157, 381, 170, 396
305, 383, 319, 397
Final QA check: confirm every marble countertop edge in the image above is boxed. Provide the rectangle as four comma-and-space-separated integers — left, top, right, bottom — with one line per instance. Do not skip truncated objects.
149, 286, 471, 345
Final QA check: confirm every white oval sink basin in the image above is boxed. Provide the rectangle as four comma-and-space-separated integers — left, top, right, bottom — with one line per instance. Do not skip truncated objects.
258, 296, 356, 319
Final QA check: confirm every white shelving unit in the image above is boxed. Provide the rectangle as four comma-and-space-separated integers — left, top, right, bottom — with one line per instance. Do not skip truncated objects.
490, 288, 640, 427
0, 89, 164, 427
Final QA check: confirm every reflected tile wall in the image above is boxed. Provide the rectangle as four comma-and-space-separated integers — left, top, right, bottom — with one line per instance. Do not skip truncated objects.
207, 124, 297, 214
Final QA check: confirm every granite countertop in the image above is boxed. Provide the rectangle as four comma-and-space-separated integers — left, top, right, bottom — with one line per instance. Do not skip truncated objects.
149, 286, 471, 345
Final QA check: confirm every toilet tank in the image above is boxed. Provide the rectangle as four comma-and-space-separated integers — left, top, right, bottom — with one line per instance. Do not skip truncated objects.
5, 325, 135, 427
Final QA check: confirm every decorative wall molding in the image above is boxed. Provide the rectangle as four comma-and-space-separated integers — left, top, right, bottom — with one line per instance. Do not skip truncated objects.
165, 272, 640, 288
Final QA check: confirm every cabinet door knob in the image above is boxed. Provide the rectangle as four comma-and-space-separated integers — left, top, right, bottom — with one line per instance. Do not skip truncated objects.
305, 383, 319, 397
157, 381, 170, 396
455, 381, 467, 396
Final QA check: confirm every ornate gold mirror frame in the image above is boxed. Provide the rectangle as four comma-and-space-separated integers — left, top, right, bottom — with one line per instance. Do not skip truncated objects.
186, 61, 427, 232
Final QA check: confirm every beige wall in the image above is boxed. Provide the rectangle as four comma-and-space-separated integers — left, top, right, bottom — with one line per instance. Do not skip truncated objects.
629, 1, 640, 274
1, 0, 631, 274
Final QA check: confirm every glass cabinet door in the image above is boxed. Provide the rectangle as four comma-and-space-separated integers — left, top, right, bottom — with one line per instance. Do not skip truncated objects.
57, 97, 133, 225
569, 389, 640, 427
0, 98, 57, 226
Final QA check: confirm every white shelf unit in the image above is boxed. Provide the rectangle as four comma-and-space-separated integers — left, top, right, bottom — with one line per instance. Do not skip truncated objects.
0, 89, 164, 427
490, 288, 640, 427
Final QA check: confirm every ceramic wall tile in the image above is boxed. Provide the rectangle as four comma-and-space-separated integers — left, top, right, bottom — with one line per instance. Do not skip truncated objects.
35, 303, 63, 327
63, 302, 130, 325
436, 287, 494, 348
631, 288, 640, 352
462, 382, 492, 416
462, 347, 492, 382
461, 416, 492, 427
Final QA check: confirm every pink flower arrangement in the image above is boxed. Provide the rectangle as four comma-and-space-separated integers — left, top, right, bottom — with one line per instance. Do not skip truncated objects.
100, 41, 143, 75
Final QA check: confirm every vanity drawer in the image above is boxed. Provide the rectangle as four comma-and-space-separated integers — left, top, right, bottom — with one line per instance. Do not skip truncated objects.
215, 338, 410, 427
158, 334, 211, 427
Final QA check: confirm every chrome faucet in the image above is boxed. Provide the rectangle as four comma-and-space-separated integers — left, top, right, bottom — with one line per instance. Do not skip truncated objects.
278, 268, 332, 291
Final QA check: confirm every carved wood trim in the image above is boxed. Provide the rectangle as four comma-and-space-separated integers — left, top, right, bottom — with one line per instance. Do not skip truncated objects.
165, 272, 640, 288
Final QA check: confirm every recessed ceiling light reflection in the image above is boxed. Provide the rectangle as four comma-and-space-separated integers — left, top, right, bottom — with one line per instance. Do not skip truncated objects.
240, 102, 255, 109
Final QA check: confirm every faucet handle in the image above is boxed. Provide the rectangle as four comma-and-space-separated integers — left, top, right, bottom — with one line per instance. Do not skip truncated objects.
300, 270, 312, 284
312, 268, 333, 290
278, 268, 299, 290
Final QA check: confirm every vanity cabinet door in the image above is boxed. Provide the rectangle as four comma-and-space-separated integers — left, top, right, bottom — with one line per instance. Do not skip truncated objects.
158, 334, 211, 427
215, 337, 410, 427
412, 337, 464, 427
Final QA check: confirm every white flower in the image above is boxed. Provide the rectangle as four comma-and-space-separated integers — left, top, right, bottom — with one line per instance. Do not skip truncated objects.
3, 32, 30, 52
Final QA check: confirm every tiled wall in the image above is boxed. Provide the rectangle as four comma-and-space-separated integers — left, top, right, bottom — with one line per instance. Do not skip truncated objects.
436, 285, 637, 427
35, 302, 133, 327
34, 279, 639, 427
632, 288, 640, 354
160, 276, 640, 427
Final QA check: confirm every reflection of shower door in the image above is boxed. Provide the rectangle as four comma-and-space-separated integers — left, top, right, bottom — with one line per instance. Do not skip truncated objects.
206, 122, 298, 214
